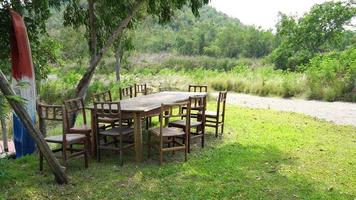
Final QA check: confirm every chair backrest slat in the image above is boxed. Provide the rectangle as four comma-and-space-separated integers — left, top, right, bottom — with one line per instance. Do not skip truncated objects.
93, 101, 121, 119
94, 101, 121, 131
134, 83, 147, 97
188, 85, 208, 93
120, 86, 133, 100
37, 103, 64, 121
92, 90, 112, 102
36, 102, 65, 139
63, 98, 87, 130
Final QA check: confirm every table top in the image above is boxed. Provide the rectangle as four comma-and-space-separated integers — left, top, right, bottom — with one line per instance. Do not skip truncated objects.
121, 91, 207, 112
88, 91, 207, 113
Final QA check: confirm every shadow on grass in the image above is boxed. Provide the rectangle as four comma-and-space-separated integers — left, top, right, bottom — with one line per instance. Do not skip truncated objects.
0, 134, 353, 199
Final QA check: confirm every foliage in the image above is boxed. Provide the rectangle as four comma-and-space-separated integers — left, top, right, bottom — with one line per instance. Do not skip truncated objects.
133, 6, 275, 58
271, 1, 356, 71
305, 48, 356, 101
1, 104, 355, 199
0, 0, 63, 80
0, 93, 10, 120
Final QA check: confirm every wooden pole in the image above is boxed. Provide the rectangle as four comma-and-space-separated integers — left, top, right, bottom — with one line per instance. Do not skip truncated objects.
0, 70, 68, 184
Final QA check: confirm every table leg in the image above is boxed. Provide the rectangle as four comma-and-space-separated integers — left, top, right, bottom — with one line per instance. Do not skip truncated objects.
133, 112, 143, 162
90, 109, 96, 157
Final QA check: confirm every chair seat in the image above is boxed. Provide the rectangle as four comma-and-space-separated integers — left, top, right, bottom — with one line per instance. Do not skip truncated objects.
99, 127, 134, 136
150, 127, 186, 137
98, 117, 120, 123
45, 134, 86, 143
69, 125, 91, 134
169, 120, 202, 128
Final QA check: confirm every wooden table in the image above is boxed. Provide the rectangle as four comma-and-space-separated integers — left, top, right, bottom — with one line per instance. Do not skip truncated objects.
89, 91, 207, 162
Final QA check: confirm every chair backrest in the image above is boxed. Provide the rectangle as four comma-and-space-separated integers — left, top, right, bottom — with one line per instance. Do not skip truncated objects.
217, 91, 227, 117
37, 103, 64, 122
92, 90, 112, 102
36, 102, 65, 139
120, 86, 133, 100
188, 95, 206, 121
63, 98, 87, 130
94, 102, 122, 129
134, 83, 148, 97
159, 101, 191, 137
188, 85, 208, 93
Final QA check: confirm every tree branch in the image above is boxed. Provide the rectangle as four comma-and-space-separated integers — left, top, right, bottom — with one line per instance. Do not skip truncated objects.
74, 0, 143, 99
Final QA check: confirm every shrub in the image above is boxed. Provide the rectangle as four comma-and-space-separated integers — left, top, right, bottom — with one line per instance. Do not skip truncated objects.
305, 48, 356, 102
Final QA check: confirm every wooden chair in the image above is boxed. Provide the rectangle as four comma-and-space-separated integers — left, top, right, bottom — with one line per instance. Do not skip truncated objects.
94, 101, 134, 164
92, 90, 119, 128
188, 85, 208, 93
63, 98, 92, 153
37, 102, 89, 170
185, 85, 208, 119
92, 90, 112, 102
148, 101, 191, 165
168, 95, 206, 153
134, 83, 148, 97
119, 86, 133, 100
205, 91, 227, 137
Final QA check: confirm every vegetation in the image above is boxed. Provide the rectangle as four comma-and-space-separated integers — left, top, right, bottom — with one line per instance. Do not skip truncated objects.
0, 0, 62, 80
1, 103, 355, 199
271, 1, 356, 71
133, 6, 275, 58
305, 48, 356, 101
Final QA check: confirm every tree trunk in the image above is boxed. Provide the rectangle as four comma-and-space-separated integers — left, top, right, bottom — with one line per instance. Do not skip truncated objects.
0, 70, 68, 184
115, 47, 121, 82
74, 0, 143, 100
88, 0, 97, 62
1, 117, 8, 152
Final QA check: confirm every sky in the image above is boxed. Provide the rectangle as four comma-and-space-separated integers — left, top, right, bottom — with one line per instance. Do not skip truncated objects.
209, 0, 330, 30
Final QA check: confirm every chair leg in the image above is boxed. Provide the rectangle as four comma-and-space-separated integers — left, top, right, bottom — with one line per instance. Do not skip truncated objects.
172, 137, 175, 155
147, 132, 151, 159
184, 136, 188, 162
86, 133, 91, 155
62, 144, 68, 167
84, 140, 89, 169
97, 134, 101, 162
188, 131, 191, 153
202, 125, 205, 148
159, 148, 163, 165
119, 134, 123, 166
215, 122, 219, 138
39, 151, 43, 171
221, 122, 224, 135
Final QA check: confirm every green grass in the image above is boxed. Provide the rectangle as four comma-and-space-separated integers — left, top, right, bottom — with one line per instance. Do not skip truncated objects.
1, 103, 355, 199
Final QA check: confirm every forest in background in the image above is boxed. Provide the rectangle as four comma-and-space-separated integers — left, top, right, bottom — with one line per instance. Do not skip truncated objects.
38, 3, 356, 103
1, 2, 355, 105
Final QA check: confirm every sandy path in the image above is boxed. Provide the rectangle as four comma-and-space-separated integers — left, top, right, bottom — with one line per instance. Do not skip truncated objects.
212, 92, 356, 127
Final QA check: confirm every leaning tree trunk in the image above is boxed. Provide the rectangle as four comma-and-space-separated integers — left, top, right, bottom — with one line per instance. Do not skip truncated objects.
115, 47, 121, 82
1, 117, 8, 152
0, 70, 68, 184
74, 0, 143, 100
88, 0, 97, 63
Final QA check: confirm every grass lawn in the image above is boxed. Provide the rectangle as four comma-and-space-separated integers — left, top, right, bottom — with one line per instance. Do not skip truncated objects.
0, 103, 355, 199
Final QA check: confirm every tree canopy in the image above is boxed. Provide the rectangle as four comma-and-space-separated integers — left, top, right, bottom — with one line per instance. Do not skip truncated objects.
271, 1, 356, 71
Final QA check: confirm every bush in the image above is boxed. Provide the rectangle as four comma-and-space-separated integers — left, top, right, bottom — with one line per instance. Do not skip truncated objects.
305, 48, 356, 102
